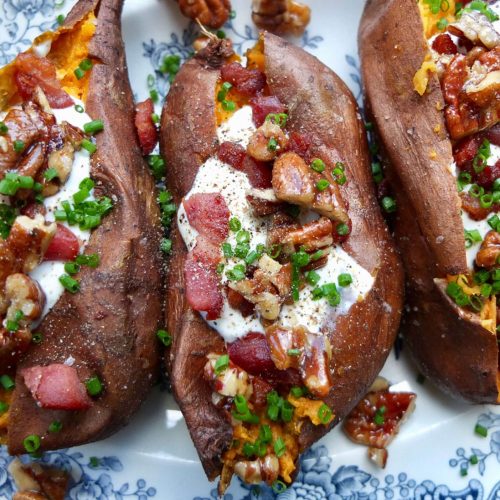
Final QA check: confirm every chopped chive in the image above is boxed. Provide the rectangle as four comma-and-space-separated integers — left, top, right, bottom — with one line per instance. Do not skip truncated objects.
81, 139, 97, 154
316, 179, 330, 191
83, 120, 104, 135
214, 354, 229, 375
64, 262, 80, 275
474, 424, 488, 437
156, 329, 172, 347
59, 274, 80, 293
13, 140, 25, 153
0, 374, 15, 390
85, 376, 103, 396
48, 421, 62, 433
311, 158, 325, 173
44, 168, 59, 181
23, 434, 41, 453
338, 273, 352, 287
274, 437, 286, 457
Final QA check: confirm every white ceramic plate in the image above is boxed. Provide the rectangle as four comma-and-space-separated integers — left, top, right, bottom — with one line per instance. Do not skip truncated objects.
0, 1, 499, 498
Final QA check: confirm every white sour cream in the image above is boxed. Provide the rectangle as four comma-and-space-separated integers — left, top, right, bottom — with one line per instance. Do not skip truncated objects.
178, 105, 375, 343
29, 98, 93, 320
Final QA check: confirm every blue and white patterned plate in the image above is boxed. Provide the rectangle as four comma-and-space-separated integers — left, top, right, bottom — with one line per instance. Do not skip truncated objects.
1, 1, 499, 498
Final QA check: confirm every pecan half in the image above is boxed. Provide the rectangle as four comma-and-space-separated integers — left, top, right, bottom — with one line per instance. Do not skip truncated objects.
252, 0, 311, 36
476, 230, 500, 268
177, 0, 231, 29
247, 121, 288, 162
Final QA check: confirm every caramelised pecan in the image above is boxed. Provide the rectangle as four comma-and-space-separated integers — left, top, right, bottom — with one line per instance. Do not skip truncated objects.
234, 455, 279, 485
272, 152, 349, 223
272, 152, 315, 205
252, 0, 311, 36
247, 120, 288, 162
476, 230, 500, 269
281, 216, 333, 254
177, 0, 231, 29
4, 273, 45, 323
265, 325, 332, 397
9, 458, 70, 500
0, 215, 56, 304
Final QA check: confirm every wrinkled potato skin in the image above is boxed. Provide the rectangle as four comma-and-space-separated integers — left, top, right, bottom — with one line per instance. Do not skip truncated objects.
359, 0, 500, 403
8, 0, 164, 453
161, 32, 404, 479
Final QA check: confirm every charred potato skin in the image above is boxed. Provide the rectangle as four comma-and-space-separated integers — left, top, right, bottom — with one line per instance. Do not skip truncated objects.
7, 0, 164, 453
161, 32, 404, 479
359, 0, 500, 403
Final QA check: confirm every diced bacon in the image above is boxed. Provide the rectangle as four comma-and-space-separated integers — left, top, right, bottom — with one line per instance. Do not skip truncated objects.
21, 364, 92, 411
249, 95, 286, 127
44, 224, 80, 262
242, 156, 273, 189
228, 332, 276, 374
218, 141, 246, 169
432, 34, 457, 55
221, 62, 266, 96
227, 332, 301, 388
14, 53, 73, 109
185, 237, 223, 320
183, 193, 230, 244
453, 134, 482, 170
249, 376, 273, 408
486, 124, 500, 146
476, 160, 500, 190
135, 98, 158, 155
461, 191, 497, 220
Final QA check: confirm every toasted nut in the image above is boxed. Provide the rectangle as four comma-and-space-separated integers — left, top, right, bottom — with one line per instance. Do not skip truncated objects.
272, 152, 315, 205
43, 141, 75, 196
312, 184, 349, 224
252, 0, 311, 36
5, 273, 45, 322
204, 354, 253, 398
247, 121, 288, 162
234, 459, 262, 485
177, 0, 231, 29
282, 216, 333, 254
0, 215, 56, 293
476, 230, 500, 269
368, 447, 388, 469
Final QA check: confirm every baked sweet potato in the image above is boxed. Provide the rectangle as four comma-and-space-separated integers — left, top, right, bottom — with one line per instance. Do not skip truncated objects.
0, 0, 163, 453
359, 0, 500, 403
161, 33, 403, 491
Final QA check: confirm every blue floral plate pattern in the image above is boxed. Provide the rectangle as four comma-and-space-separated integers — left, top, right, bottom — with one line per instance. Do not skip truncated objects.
1, 1, 499, 498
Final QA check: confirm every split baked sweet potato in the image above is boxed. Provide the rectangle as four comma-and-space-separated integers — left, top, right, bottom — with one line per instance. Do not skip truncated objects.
161, 32, 403, 491
359, 0, 500, 403
0, 0, 163, 453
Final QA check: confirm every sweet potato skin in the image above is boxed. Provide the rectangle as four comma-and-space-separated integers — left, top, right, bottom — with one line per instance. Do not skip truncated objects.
359, 0, 500, 403
7, 0, 164, 453
161, 32, 404, 479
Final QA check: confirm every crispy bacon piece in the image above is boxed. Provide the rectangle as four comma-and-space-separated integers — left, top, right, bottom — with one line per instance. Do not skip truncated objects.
14, 53, 73, 109
228, 332, 277, 374
432, 34, 457, 55
184, 236, 223, 320
135, 98, 158, 155
241, 156, 273, 189
183, 193, 230, 244
21, 364, 92, 411
44, 224, 80, 262
460, 191, 497, 220
249, 95, 286, 127
218, 141, 246, 169
343, 388, 416, 453
249, 376, 273, 408
221, 62, 266, 97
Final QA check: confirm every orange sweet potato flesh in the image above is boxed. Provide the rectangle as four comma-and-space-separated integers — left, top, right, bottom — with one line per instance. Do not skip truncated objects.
161, 32, 404, 480
359, 0, 500, 403
7, 0, 164, 453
